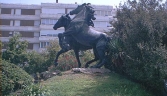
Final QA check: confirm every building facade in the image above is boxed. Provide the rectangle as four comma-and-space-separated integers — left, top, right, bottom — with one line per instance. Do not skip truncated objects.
0, 3, 116, 52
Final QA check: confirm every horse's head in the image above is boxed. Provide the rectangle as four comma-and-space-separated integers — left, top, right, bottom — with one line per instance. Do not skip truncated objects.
53, 14, 71, 30
70, 3, 95, 15
88, 11, 96, 20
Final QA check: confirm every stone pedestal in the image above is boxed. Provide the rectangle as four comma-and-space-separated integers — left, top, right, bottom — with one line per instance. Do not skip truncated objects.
72, 68, 111, 74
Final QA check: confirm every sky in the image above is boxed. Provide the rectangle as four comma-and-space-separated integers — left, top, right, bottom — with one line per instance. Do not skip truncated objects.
0, 0, 166, 7
0, 0, 127, 7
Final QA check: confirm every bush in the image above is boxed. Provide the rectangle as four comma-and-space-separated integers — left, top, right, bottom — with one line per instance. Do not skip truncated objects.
0, 41, 2, 96
110, 0, 167, 95
24, 51, 48, 74
20, 84, 50, 96
56, 50, 95, 71
2, 60, 33, 95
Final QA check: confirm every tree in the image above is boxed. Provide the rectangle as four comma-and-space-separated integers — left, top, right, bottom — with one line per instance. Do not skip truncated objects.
2, 33, 28, 65
111, 0, 167, 94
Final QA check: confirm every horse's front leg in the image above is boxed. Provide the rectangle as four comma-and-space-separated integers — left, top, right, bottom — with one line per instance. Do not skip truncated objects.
74, 49, 81, 68
55, 49, 69, 67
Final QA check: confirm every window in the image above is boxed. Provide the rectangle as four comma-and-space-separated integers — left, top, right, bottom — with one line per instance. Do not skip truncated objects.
101, 11, 104, 16
94, 22, 100, 27
1, 31, 11, 37
41, 19, 57, 25
41, 35, 46, 36
108, 11, 111, 16
1, 8, 11, 14
47, 34, 52, 37
40, 42, 50, 48
95, 10, 100, 15
47, 42, 50, 46
28, 43, 33, 49
2, 42, 8, 49
20, 20, 34, 26
21, 9, 35, 15
105, 11, 108, 16
9, 32, 13, 37
0, 19, 10, 25
20, 31, 34, 37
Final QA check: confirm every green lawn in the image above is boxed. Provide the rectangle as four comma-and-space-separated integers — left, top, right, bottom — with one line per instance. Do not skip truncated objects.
42, 71, 154, 96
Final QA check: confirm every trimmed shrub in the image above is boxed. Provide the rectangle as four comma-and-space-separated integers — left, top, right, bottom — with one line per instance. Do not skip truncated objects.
2, 60, 33, 95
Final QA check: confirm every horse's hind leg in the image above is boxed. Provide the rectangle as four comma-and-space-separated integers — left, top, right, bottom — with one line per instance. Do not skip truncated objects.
55, 49, 69, 66
85, 58, 99, 68
91, 46, 106, 68
85, 49, 99, 68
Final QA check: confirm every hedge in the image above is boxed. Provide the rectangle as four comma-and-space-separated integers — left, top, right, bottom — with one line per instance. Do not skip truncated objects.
2, 60, 33, 95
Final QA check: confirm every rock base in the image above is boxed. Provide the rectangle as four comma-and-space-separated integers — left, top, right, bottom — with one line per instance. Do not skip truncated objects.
72, 68, 111, 74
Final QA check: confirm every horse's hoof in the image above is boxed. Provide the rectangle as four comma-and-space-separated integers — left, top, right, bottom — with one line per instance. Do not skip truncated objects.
85, 64, 89, 68
90, 66, 95, 68
90, 65, 98, 68
54, 62, 58, 67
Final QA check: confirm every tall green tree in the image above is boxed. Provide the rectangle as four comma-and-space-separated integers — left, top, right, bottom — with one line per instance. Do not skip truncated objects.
2, 33, 28, 65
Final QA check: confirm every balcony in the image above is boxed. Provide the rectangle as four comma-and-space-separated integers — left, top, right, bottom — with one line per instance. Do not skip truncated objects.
39, 36, 58, 41
40, 24, 64, 30
0, 14, 40, 20
0, 25, 40, 32
93, 15, 110, 21
0, 37, 39, 43
40, 13, 63, 19
0, 3, 41, 9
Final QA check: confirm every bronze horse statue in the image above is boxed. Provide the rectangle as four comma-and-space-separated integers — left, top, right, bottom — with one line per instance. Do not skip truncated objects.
53, 8, 99, 68
59, 3, 111, 68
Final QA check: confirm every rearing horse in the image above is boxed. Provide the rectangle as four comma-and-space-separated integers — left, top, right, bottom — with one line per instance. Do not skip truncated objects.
53, 13, 99, 68
62, 3, 111, 68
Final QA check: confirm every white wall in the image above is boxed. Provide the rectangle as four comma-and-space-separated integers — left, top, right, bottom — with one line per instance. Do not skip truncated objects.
94, 21, 108, 27
11, 9, 14, 15
34, 20, 40, 26
42, 8, 65, 14
10, 21, 13, 26
35, 10, 41, 15
34, 32, 39, 37
14, 20, 20, 26
33, 43, 39, 51
15, 9, 21, 15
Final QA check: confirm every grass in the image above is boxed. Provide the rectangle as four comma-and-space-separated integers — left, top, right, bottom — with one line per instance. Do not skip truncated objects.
42, 71, 154, 96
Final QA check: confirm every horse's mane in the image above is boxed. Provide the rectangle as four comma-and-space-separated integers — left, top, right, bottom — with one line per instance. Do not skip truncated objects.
72, 6, 88, 22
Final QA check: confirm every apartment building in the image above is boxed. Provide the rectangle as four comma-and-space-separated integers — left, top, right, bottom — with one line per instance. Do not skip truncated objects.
0, 3, 41, 51
0, 3, 116, 52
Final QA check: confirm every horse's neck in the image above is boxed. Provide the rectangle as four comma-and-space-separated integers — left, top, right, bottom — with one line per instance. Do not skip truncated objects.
64, 25, 68, 31
64, 20, 71, 31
